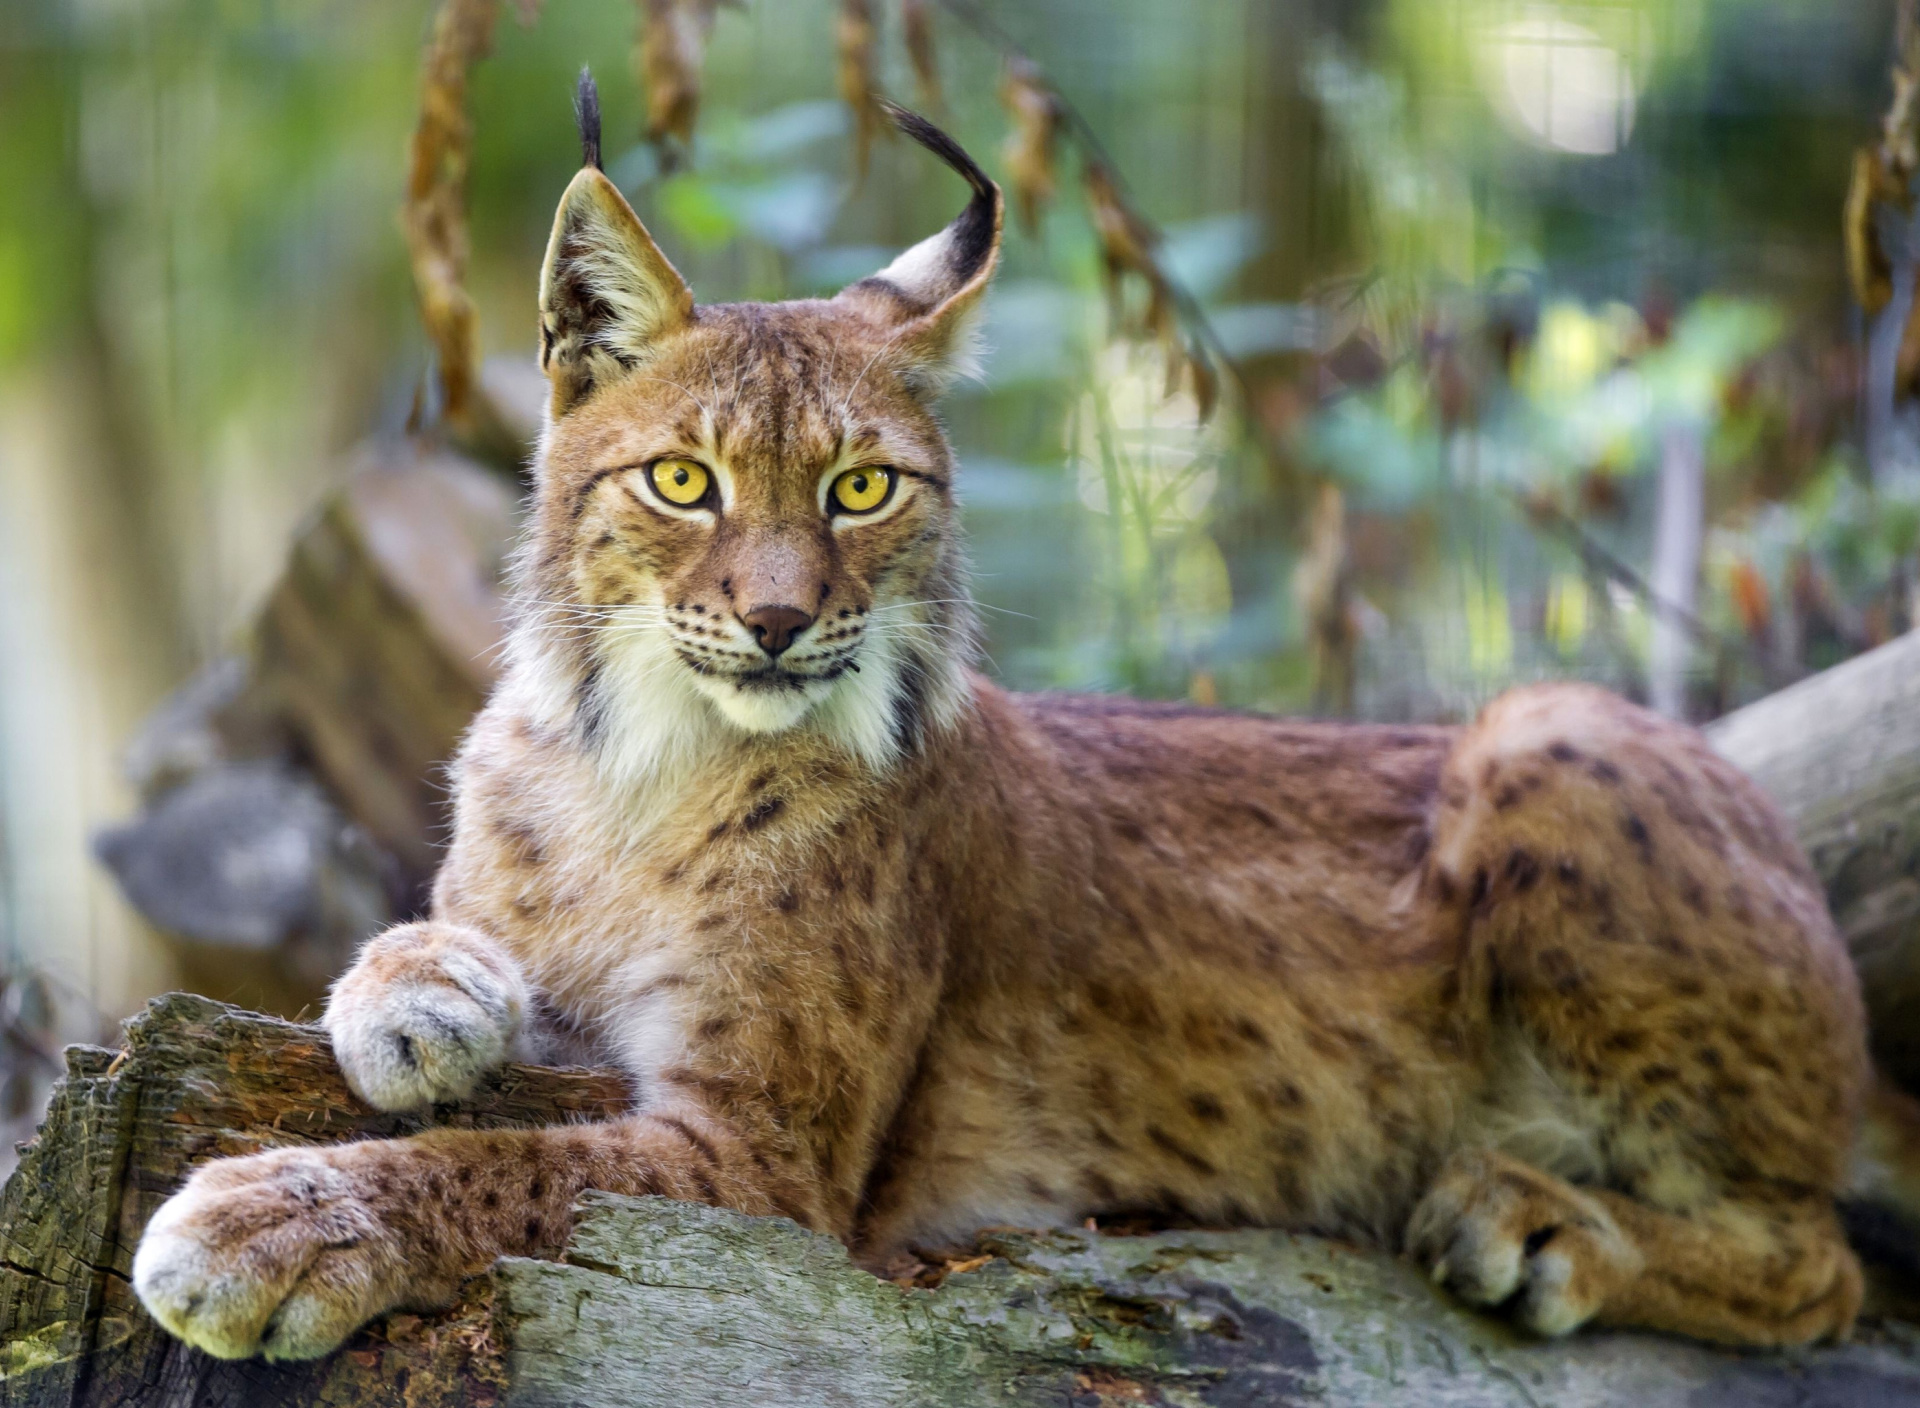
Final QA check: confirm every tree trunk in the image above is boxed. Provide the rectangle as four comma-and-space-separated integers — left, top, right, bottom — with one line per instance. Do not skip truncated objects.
6, 998, 1920, 1407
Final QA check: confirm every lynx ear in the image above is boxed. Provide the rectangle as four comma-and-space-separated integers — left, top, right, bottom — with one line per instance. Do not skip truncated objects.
538, 69, 694, 416
835, 103, 1004, 396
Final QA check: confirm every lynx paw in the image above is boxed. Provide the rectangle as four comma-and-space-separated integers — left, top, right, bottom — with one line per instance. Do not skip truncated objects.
132, 1146, 422, 1361
1406, 1150, 1642, 1337
324, 921, 527, 1111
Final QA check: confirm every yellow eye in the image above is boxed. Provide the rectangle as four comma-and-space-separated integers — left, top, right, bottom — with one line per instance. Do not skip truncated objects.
650, 458, 710, 507
831, 466, 895, 514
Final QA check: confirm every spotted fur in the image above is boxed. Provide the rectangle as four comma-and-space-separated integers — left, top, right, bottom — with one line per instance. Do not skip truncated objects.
136, 95, 1900, 1362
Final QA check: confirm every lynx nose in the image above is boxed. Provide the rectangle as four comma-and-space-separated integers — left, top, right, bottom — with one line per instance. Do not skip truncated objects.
740, 604, 814, 658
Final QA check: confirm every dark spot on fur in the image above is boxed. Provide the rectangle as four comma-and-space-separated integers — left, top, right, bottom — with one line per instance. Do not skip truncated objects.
1146, 1125, 1216, 1176
742, 796, 786, 831
1549, 742, 1580, 763
706, 820, 730, 842
1185, 1092, 1227, 1123
1622, 811, 1653, 861
1505, 848, 1541, 891
1679, 873, 1710, 917
1589, 758, 1623, 785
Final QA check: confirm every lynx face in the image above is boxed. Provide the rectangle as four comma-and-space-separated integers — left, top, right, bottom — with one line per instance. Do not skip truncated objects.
516, 104, 1002, 779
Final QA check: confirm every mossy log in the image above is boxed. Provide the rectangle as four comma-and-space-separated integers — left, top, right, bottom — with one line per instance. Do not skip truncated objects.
7, 997, 1920, 1407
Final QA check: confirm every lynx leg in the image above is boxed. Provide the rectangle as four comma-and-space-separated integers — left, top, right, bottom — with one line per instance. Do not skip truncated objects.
1407, 1150, 1860, 1344
1419, 683, 1871, 1346
133, 1098, 809, 1360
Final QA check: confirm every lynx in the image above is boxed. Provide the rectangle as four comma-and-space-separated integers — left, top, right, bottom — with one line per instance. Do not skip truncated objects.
135, 78, 1916, 1361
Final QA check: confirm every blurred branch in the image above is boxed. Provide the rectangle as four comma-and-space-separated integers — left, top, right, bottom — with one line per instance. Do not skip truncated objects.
402, 0, 524, 467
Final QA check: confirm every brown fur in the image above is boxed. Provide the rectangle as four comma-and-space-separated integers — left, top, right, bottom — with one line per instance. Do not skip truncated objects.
133, 101, 1876, 1360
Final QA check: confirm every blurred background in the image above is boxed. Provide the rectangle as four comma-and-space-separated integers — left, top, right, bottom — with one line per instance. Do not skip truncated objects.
1, 0, 1915, 1162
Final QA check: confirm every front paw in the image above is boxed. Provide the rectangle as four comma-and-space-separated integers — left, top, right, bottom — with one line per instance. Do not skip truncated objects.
132, 1146, 421, 1361
324, 921, 526, 1111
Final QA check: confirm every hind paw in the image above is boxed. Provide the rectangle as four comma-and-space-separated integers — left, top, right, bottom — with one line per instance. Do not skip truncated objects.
1406, 1149, 1642, 1337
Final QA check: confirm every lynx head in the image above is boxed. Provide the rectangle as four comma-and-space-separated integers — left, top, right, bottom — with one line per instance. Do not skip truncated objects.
512, 70, 1001, 783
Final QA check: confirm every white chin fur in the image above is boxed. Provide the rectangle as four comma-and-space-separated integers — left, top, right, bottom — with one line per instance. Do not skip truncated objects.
509, 600, 958, 786
692, 674, 822, 734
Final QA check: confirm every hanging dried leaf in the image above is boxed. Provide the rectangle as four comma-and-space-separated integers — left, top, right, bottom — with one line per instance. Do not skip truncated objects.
1728, 558, 1772, 639
638, 0, 724, 162
1884, 0, 1920, 177
999, 58, 1060, 232
838, 0, 887, 179
402, 0, 504, 438
1850, 0, 1920, 315
901, 0, 942, 110
1846, 149, 1898, 315
1293, 482, 1359, 716
1083, 162, 1161, 328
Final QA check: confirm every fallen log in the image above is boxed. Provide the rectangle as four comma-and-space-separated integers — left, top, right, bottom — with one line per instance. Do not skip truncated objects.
6, 996, 1920, 1407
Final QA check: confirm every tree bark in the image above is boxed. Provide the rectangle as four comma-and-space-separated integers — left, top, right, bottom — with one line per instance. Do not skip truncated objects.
7, 996, 1920, 1407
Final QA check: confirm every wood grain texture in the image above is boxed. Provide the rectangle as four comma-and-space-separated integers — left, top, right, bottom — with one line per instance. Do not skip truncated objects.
7, 997, 1920, 1406
0, 994, 623, 1408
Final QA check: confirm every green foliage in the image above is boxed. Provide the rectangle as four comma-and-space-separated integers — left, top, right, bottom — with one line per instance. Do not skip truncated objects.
0, 0, 1908, 720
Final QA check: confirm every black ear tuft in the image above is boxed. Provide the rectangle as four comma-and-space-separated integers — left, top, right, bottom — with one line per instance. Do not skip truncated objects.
878, 99, 994, 205
575, 66, 602, 171
876, 99, 998, 290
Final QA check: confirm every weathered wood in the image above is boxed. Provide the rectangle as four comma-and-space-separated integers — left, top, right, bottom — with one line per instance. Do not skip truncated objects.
252, 444, 518, 897
0, 995, 623, 1408
95, 443, 520, 1013
1708, 628, 1920, 1086
8, 998, 1920, 1406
